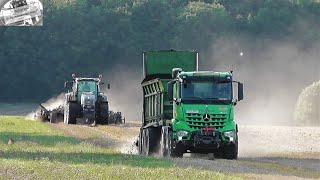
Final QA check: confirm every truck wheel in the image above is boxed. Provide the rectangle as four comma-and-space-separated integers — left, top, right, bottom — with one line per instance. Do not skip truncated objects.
98, 103, 109, 125
49, 112, 57, 123
223, 140, 238, 160
141, 129, 149, 155
148, 128, 159, 154
214, 149, 224, 159
160, 127, 168, 157
141, 128, 158, 156
168, 131, 183, 158
64, 102, 77, 124
138, 129, 143, 155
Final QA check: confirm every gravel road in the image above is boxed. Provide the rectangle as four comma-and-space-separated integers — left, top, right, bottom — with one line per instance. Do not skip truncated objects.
46, 121, 320, 179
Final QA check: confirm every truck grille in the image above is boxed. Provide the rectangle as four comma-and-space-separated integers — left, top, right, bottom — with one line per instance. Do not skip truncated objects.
186, 113, 227, 130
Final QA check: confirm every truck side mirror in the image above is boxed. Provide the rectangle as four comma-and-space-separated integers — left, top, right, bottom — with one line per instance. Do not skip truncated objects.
172, 68, 182, 78
167, 82, 173, 100
107, 84, 111, 89
238, 82, 244, 101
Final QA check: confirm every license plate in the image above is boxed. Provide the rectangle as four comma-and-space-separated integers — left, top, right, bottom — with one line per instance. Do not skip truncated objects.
201, 130, 215, 136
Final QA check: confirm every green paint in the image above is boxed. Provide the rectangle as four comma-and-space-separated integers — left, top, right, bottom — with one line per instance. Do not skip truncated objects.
144, 51, 197, 77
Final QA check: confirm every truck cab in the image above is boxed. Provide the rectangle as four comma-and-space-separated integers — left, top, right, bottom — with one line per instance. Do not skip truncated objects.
168, 69, 243, 158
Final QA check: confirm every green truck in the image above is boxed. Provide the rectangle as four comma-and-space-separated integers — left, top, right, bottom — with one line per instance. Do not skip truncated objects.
138, 50, 243, 159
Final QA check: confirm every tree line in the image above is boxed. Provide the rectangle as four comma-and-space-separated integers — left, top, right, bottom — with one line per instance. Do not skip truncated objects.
0, 0, 320, 101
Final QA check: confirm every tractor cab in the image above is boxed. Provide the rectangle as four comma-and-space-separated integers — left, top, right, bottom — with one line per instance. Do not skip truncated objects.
74, 79, 99, 103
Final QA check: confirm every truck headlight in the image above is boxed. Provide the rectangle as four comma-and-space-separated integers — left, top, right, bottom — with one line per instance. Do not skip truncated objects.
224, 131, 235, 138
177, 130, 188, 138
224, 131, 236, 142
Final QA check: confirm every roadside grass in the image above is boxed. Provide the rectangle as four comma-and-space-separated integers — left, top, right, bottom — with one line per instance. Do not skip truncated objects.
48, 123, 131, 151
0, 116, 241, 179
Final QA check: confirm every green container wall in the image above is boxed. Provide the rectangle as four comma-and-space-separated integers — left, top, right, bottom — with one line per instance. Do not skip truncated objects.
143, 51, 198, 77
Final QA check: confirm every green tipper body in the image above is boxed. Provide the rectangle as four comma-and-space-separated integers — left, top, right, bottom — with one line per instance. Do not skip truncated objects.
142, 50, 198, 127
143, 50, 198, 78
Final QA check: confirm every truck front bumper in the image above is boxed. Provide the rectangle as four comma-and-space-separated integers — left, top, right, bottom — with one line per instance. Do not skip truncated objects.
173, 129, 228, 153
191, 130, 222, 149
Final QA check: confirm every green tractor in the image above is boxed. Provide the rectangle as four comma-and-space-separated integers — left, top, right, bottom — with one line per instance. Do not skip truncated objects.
36, 74, 124, 125
63, 74, 114, 125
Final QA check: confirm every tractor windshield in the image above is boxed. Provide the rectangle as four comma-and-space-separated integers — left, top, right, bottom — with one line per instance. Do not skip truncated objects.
77, 81, 97, 98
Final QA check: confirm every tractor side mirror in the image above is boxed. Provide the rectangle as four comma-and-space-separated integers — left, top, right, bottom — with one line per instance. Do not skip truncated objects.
238, 82, 244, 101
99, 82, 110, 90
167, 81, 174, 100
64, 81, 72, 88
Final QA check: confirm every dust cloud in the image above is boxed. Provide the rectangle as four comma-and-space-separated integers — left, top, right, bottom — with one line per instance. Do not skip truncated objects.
102, 40, 320, 126
202, 38, 320, 126
119, 136, 139, 155
25, 93, 65, 120
25, 111, 37, 120
238, 126, 320, 157
41, 93, 65, 110
102, 65, 142, 121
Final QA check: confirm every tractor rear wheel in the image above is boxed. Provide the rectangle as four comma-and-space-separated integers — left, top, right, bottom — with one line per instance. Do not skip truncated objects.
97, 103, 109, 125
64, 102, 77, 124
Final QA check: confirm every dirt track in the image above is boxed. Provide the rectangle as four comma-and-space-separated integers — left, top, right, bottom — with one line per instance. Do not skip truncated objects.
47, 121, 320, 179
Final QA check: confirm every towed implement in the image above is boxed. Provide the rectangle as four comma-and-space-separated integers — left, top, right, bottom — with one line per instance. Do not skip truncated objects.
36, 74, 124, 125
35, 104, 63, 123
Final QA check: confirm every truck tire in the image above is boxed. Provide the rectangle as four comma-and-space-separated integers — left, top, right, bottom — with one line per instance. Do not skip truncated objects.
64, 102, 77, 124
49, 112, 57, 123
160, 127, 168, 157
141, 128, 158, 156
168, 131, 183, 158
149, 128, 159, 154
97, 103, 109, 125
141, 129, 149, 155
223, 140, 238, 160
213, 149, 224, 159
138, 129, 143, 155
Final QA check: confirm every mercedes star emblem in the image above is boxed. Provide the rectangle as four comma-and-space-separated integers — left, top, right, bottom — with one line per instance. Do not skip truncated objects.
203, 114, 210, 121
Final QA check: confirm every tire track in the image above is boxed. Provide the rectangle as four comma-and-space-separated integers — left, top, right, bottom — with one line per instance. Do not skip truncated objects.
48, 122, 320, 179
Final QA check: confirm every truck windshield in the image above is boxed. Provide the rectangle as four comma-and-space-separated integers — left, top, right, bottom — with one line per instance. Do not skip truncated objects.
181, 81, 232, 103
77, 81, 97, 97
